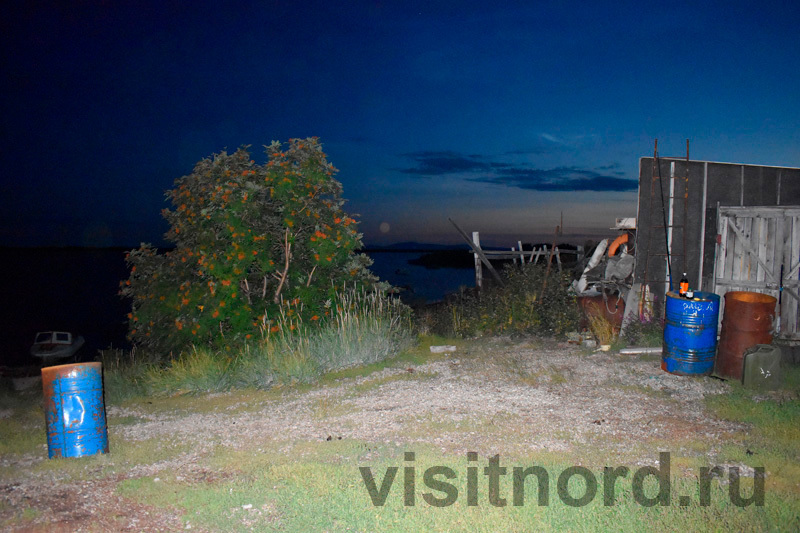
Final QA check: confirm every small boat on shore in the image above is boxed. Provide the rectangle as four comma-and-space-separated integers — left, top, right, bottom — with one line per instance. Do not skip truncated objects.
30, 331, 85, 362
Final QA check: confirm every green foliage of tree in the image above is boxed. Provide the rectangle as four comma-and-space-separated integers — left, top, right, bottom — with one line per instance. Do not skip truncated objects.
121, 138, 376, 355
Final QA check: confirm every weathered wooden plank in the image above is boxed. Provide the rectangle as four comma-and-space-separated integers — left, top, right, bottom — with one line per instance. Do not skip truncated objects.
720, 206, 800, 218
714, 210, 727, 299
744, 217, 754, 280
756, 217, 772, 281
535, 246, 546, 264
473, 232, 483, 290
724, 216, 736, 285
766, 216, 777, 286
774, 215, 787, 337
727, 218, 776, 283
717, 212, 728, 282
757, 216, 769, 283
715, 278, 780, 290
783, 218, 800, 281
480, 249, 580, 258
730, 217, 743, 283
789, 216, 800, 334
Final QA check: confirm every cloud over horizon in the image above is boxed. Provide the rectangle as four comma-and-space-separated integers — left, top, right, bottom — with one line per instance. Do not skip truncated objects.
398, 151, 637, 192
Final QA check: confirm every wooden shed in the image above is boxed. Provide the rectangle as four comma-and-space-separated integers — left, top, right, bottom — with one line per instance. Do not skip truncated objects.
632, 155, 800, 342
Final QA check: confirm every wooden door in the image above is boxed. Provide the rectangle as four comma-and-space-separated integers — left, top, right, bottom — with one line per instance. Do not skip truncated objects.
714, 206, 800, 340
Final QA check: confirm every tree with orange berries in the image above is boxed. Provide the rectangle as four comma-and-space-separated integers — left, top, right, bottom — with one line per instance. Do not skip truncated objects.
121, 138, 376, 356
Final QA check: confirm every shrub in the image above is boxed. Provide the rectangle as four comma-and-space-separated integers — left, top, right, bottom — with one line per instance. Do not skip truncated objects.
120, 138, 377, 357
432, 262, 579, 338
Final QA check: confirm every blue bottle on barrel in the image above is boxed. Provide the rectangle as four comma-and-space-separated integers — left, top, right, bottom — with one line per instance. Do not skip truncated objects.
41, 362, 109, 458
663, 291, 721, 376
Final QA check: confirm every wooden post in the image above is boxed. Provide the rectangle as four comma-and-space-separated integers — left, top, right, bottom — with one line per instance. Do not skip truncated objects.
511, 245, 517, 265
473, 231, 483, 289
449, 218, 504, 286
518, 240, 524, 264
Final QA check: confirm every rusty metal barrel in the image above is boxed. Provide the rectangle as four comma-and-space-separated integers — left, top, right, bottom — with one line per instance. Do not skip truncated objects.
715, 291, 776, 380
41, 362, 109, 458
662, 291, 720, 375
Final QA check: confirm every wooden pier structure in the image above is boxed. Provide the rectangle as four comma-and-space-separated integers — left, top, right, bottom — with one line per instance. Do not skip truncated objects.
449, 218, 584, 289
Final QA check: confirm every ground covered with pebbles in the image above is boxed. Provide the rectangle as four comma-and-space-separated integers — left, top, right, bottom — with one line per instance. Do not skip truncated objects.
1, 337, 751, 531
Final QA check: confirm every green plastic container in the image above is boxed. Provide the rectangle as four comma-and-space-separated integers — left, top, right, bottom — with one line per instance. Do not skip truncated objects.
742, 344, 782, 390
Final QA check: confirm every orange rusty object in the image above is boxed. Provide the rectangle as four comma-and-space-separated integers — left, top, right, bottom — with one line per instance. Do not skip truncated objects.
715, 291, 777, 380
577, 293, 625, 331
607, 233, 629, 256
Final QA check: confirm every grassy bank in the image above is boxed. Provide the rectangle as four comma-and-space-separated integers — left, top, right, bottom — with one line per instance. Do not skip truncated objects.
101, 285, 414, 403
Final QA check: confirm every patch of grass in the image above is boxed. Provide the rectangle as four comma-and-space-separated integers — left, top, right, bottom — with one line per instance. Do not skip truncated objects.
549, 369, 568, 385
116, 439, 799, 532
29, 434, 193, 482
0, 416, 46, 457
705, 366, 800, 495
0, 390, 45, 457
100, 346, 159, 403
0, 505, 40, 530
619, 316, 664, 348
141, 346, 244, 395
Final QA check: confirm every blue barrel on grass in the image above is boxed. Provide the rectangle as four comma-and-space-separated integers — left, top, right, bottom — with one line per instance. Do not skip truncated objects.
662, 291, 720, 376
41, 362, 109, 458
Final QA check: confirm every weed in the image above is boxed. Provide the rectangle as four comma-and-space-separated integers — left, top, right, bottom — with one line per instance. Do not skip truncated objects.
620, 315, 664, 347
308, 285, 415, 372
587, 312, 617, 345
430, 263, 579, 338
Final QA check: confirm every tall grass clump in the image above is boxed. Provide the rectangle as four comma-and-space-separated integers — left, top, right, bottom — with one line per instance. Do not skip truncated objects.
309, 285, 414, 371
103, 285, 413, 400
141, 346, 243, 395
100, 346, 158, 402
587, 312, 616, 346
428, 263, 579, 338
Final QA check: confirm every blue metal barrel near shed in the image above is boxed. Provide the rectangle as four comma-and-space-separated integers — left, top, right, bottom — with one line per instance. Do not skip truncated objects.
662, 291, 721, 376
41, 362, 109, 458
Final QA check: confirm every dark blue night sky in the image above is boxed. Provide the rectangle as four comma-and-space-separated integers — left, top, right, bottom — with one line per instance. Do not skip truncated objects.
2, 0, 799, 247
